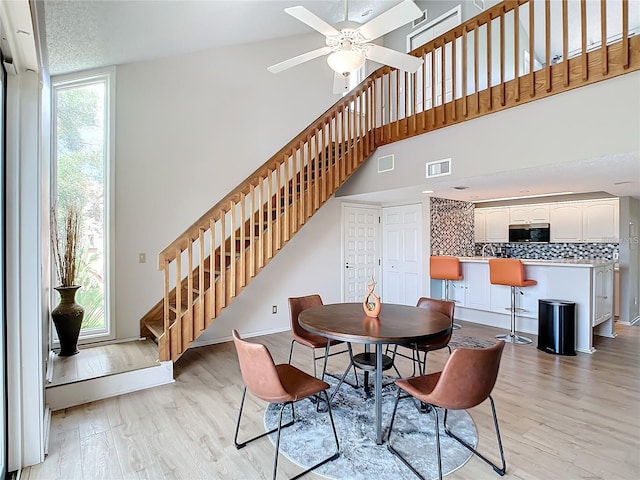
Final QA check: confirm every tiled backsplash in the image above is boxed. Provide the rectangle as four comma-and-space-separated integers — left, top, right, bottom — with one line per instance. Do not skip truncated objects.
473, 242, 620, 260
429, 196, 619, 260
430, 197, 475, 256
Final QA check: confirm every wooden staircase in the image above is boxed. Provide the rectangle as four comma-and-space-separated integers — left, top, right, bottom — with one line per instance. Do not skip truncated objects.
139, 0, 640, 362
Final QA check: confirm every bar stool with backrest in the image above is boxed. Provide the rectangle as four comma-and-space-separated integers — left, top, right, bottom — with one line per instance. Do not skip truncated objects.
430, 256, 462, 329
489, 258, 536, 345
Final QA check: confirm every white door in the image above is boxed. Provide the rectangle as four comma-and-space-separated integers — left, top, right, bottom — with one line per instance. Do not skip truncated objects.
382, 204, 422, 306
342, 204, 381, 303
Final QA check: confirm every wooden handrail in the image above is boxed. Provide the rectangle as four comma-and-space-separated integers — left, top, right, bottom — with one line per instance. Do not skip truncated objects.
145, 0, 640, 361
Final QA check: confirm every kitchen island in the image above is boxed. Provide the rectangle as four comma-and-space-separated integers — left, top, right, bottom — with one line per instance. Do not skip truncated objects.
441, 257, 615, 354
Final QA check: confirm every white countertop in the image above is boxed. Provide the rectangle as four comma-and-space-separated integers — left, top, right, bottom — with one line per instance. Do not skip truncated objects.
457, 256, 615, 267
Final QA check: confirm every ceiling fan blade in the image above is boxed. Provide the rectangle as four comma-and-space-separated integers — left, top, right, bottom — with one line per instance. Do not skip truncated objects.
357, 0, 423, 42
365, 44, 423, 73
284, 6, 340, 37
268, 47, 332, 74
333, 72, 350, 94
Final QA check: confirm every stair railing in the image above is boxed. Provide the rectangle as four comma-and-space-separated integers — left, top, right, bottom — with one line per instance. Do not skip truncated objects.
150, 0, 639, 361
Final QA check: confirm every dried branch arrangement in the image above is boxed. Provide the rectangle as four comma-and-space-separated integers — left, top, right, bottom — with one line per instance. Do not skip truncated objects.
51, 204, 82, 287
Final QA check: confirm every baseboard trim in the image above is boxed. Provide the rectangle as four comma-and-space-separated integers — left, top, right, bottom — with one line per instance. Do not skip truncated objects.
189, 326, 289, 348
45, 361, 174, 411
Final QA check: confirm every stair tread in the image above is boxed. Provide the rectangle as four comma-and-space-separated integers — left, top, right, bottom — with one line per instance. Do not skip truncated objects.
145, 319, 164, 339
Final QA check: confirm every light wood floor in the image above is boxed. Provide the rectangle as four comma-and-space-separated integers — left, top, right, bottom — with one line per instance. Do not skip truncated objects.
25, 322, 640, 480
47, 339, 159, 387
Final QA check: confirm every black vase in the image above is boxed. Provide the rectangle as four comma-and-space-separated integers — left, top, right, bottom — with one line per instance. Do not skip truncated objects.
52, 285, 85, 357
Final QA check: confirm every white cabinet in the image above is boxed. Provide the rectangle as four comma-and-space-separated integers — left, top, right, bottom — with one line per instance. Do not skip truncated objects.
474, 210, 486, 243
509, 204, 550, 224
549, 202, 584, 242
447, 262, 491, 311
583, 199, 619, 242
549, 199, 619, 243
475, 208, 509, 243
593, 263, 614, 326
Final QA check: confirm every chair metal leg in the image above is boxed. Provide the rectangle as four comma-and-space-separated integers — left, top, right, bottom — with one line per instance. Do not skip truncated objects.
495, 286, 532, 345
387, 389, 431, 480
234, 387, 294, 450
236, 387, 339, 480
288, 339, 296, 364
443, 395, 507, 476
290, 390, 341, 480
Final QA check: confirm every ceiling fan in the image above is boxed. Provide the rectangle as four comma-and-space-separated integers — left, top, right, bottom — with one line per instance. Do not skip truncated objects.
268, 0, 425, 94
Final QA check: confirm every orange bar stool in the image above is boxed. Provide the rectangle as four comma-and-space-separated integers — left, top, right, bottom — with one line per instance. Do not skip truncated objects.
429, 256, 462, 330
489, 258, 536, 345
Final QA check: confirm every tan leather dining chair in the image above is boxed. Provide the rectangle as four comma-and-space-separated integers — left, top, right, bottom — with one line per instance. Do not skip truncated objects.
390, 297, 455, 377
232, 329, 340, 480
288, 294, 357, 385
387, 340, 507, 480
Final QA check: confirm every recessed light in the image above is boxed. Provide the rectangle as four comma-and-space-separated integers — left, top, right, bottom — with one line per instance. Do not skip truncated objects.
613, 181, 631, 185
362, 9, 373, 17
421, 190, 434, 194
453, 186, 469, 190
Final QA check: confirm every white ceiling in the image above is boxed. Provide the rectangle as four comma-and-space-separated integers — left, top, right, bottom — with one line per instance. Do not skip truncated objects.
38, 0, 640, 203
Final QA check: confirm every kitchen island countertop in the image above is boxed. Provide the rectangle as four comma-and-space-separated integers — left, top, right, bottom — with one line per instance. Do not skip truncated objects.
457, 257, 615, 268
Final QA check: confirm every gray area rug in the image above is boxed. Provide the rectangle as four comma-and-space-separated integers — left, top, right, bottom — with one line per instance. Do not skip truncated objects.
264, 373, 478, 480
448, 333, 496, 350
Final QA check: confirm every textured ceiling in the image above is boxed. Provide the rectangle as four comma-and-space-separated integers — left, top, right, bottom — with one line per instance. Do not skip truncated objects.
41, 0, 405, 76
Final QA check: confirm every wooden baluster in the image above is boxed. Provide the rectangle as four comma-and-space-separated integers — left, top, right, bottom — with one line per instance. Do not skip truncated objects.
267, 169, 273, 258
219, 210, 226, 307
530, 0, 535, 97
209, 218, 216, 319
431, 47, 437, 125
239, 192, 246, 287
162, 259, 170, 361
462, 27, 468, 117
562, 0, 569, 87
499, 7, 506, 106
187, 241, 194, 343
198, 227, 205, 333
474, 22, 480, 112
441, 41, 446, 124
314, 130, 320, 211
601, 0, 608, 76
451, 33, 458, 121
297, 140, 304, 226
386, 68, 392, 140
249, 183, 256, 278
275, 163, 281, 250
321, 123, 327, 202
229, 201, 236, 297
581, 0, 588, 80
284, 154, 290, 242
545, 0, 552, 92
487, 17, 493, 111
395, 70, 400, 137
175, 247, 182, 356
514, 2, 520, 102
348, 103, 354, 173
622, 0, 629, 69
328, 116, 335, 191
257, 176, 264, 268
305, 138, 312, 219
421, 54, 427, 128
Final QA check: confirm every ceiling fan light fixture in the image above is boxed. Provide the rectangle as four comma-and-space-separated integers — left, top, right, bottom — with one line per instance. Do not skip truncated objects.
327, 50, 365, 76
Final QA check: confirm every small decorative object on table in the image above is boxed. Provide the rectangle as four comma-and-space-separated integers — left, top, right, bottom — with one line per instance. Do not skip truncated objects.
51, 204, 85, 357
362, 276, 381, 317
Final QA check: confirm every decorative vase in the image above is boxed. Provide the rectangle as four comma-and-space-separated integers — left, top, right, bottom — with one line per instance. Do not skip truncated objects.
52, 285, 84, 357
362, 278, 381, 317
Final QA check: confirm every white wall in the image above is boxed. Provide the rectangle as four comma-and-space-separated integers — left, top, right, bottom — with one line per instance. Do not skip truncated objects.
114, 34, 341, 340
619, 197, 640, 324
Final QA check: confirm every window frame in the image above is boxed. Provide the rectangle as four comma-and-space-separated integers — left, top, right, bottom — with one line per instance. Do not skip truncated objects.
51, 67, 116, 344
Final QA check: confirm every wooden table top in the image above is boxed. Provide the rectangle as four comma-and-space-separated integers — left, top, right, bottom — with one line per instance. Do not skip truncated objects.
299, 302, 451, 345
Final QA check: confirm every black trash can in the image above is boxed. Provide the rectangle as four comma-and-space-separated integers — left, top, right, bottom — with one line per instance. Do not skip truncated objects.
537, 299, 576, 356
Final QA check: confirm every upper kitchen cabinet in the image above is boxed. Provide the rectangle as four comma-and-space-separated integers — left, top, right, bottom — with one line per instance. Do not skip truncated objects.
476, 208, 509, 242
550, 202, 584, 242
583, 199, 619, 242
550, 199, 619, 243
509, 204, 550, 224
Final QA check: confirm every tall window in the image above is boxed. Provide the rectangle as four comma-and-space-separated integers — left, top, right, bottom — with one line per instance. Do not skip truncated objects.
52, 69, 114, 341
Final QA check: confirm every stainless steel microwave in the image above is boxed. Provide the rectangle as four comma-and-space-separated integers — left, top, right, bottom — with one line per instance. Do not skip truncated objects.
508, 223, 551, 243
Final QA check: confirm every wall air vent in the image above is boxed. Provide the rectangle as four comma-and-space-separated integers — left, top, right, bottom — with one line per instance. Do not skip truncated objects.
426, 158, 451, 178
378, 154, 394, 173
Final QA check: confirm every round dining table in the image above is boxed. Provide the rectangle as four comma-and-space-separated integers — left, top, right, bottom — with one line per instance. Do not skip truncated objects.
298, 302, 451, 444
